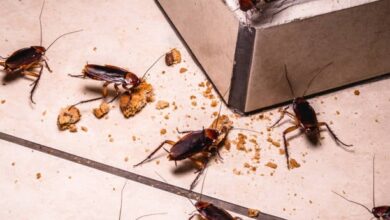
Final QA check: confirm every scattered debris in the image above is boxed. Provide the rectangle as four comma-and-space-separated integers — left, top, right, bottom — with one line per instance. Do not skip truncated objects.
93, 102, 110, 119
119, 81, 154, 118
81, 126, 88, 132
36, 172, 42, 180
248, 208, 260, 218
57, 106, 81, 131
165, 48, 181, 66
156, 100, 169, 110
354, 89, 360, 96
289, 159, 301, 169
160, 128, 167, 135
179, 67, 187, 73
236, 133, 247, 151
1, 100, 6, 104
265, 162, 278, 169
267, 137, 280, 147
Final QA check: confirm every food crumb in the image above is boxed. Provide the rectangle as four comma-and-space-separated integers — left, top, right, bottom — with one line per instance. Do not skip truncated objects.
179, 67, 187, 73
81, 126, 88, 132
93, 102, 110, 119
265, 162, 278, 169
1, 100, 5, 104
210, 100, 218, 107
68, 124, 78, 133
57, 106, 81, 131
279, 149, 285, 155
109, 137, 114, 142
36, 173, 42, 180
233, 168, 241, 175
160, 128, 167, 135
120, 81, 154, 118
248, 208, 260, 218
267, 137, 280, 147
165, 48, 181, 66
191, 101, 197, 106
236, 133, 247, 151
289, 159, 301, 169
156, 160, 160, 165
354, 90, 360, 96
156, 100, 170, 110
124, 157, 129, 162
11, 162, 15, 166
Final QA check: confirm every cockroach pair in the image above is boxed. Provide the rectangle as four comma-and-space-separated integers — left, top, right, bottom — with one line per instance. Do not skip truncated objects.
270, 63, 353, 169
68, 55, 164, 106
333, 156, 389, 219
0, 0, 82, 104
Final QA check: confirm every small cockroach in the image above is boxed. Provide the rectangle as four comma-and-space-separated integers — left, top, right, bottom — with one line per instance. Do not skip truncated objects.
270, 63, 353, 169
188, 169, 243, 220
333, 156, 389, 220
68, 54, 164, 106
0, 0, 82, 104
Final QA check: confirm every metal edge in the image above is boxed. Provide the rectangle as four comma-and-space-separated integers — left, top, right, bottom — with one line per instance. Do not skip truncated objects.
0, 131, 285, 220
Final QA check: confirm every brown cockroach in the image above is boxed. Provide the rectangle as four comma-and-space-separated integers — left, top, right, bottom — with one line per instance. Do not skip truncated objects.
333, 156, 389, 220
133, 109, 234, 189
270, 63, 353, 169
0, 0, 82, 104
188, 169, 243, 220
68, 54, 164, 106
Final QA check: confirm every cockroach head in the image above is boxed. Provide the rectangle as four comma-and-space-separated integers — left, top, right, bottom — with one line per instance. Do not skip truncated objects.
205, 129, 220, 140
32, 46, 46, 54
125, 72, 141, 87
194, 201, 209, 211
372, 206, 389, 218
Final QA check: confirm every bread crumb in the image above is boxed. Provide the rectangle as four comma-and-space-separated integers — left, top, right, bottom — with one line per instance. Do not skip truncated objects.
191, 101, 197, 106
42, 110, 47, 116
124, 157, 129, 162
160, 128, 167, 135
93, 102, 110, 119
1, 100, 5, 104
156, 100, 169, 110
267, 137, 280, 147
210, 100, 218, 107
289, 159, 301, 169
109, 137, 114, 142
165, 48, 181, 66
156, 160, 160, 165
120, 81, 154, 118
233, 168, 241, 175
81, 126, 88, 132
179, 67, 187, 73
279, 149, 285, 155
57, 106, 81, 131
236, 133, 247, 151
248, 208, 260, 218
265, 162, 278, 169
354, 90, 360, 96
36, 172, 42, 179
68, 124, 78, 133
164, 114, 169, 120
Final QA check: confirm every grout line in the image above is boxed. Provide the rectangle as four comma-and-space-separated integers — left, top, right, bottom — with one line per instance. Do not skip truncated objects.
0, 131, 285, 220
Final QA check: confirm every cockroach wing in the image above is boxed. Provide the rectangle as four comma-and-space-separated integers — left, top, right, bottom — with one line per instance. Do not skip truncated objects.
293, 98, 318, 127
198, 203, 235, 220
170, 131, 213, 160
5, 47, 43, 70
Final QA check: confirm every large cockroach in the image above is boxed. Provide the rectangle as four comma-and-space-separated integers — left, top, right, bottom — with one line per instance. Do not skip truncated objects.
270, 63, 353, 169
0, 0, 82, 104
68, 55, 164, 106
133, 107, 234, 189
333, 156, 389, 220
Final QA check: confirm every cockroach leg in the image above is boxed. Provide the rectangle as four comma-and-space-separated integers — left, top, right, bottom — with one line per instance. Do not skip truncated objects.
108, 92, 121, 104
68, 74, 85, 78
0, 61, 5, 67
102, 81, 111, 97
189, 214, 204, 220
317, 122, 353, 147
43, 59, 52, 73
29, 65, 44, 104
269, 106, 290, 128
283, 124, 299, 169
23, 71, 40, 78
70, 96, 105, 108
133, 140, 176, 167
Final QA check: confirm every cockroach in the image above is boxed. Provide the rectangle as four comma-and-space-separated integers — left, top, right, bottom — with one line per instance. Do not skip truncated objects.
188, 169, 243, 220
238, 0, 276, 12
0, 0, 82, 104
270, 63, 353, 169
333, 156, 389, 220
133, 106, 234, 189
68, 54, 164, 106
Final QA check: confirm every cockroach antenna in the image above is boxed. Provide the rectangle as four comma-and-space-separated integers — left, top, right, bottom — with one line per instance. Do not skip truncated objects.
135, 212, 168, 220
332, 191, 372, 214
284, 64, 295, 98
372, 155, 376, 208
302, 62, 333, 97
45, 29, 83, 52
39, 0, 45, 46
118, 180, 128, 220
141, 53, 166, 80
